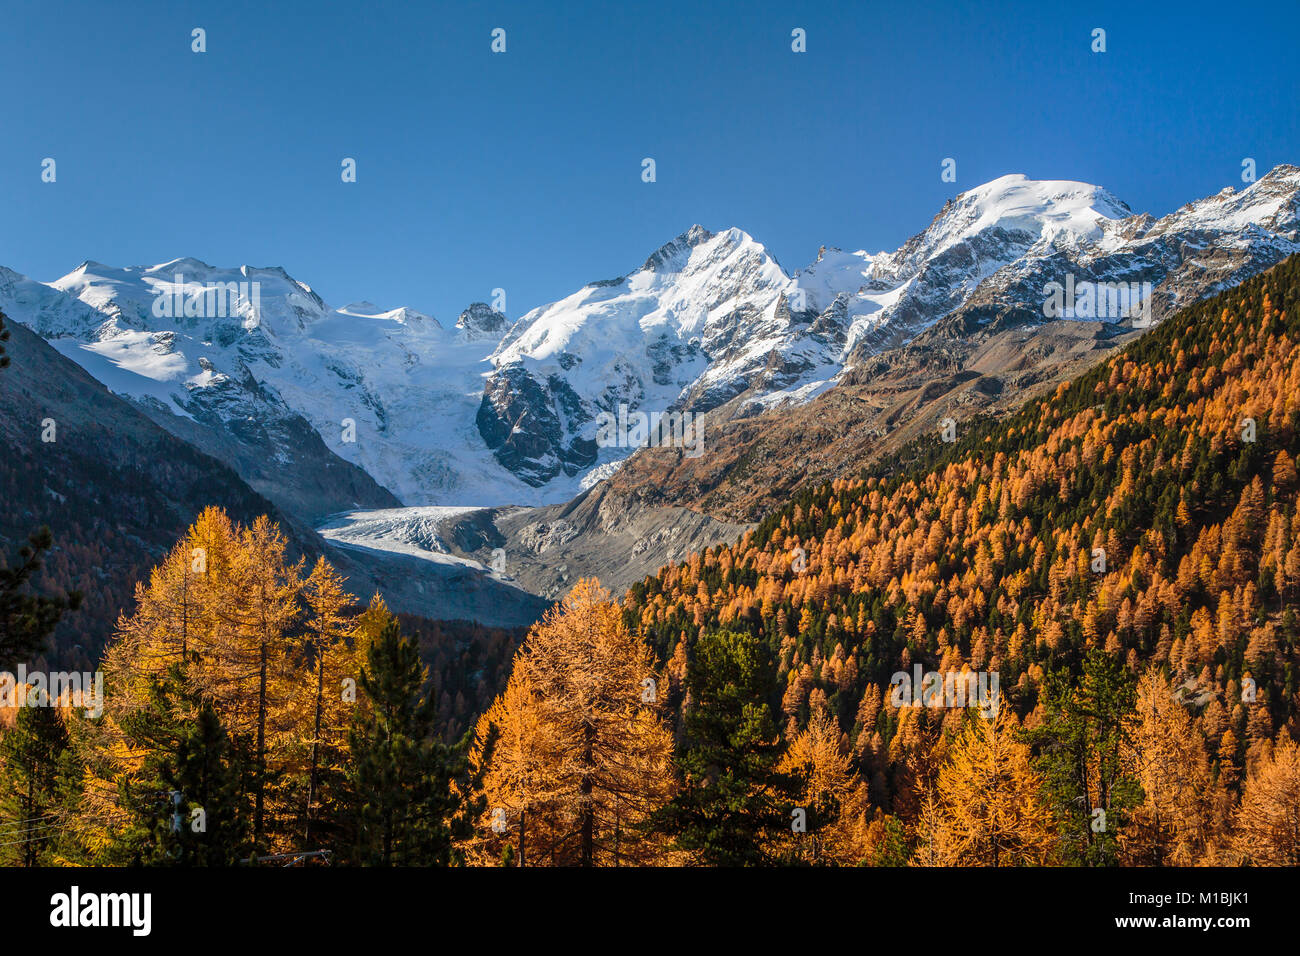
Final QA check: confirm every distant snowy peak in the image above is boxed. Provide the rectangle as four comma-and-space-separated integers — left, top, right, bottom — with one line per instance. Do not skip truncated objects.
640, 223, 718, 272
477, 166, 1300, 486
472, 223, 808, 485
2, 258, 540, 511
846, 176, 1128, 287
1144, 164, 1300, 238
932, 164, 1300, 336
340, 300, 440, 328
944, 175, 1128, 248
4, 166, 1298, 504
45, 259, 335, 340
456, 302, 507, 340
788, 177, 1131, 340
493, 224, 790, 365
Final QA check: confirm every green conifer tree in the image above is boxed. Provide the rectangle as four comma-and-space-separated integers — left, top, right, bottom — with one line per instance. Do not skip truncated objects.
0, 702, 73, 866
1027, 648, 1141, 865
113, 668, 252, 865
343, 617, 466, 865
653, 629, 805, 865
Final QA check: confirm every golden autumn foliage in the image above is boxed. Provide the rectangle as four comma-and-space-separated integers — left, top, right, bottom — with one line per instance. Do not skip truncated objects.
777, 706, 873, 864
11, 259, 1300, 867
914, 704, 1056, 866
467, 579, 674, 866
1120, 669, 1219, 865
1231, 736, 1300, 865
82, 507, 371, 854
621, 256, 1300, 865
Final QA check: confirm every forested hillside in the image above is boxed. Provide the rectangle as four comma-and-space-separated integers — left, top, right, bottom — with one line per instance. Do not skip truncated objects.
0, 506, 523, 865
619, 254, 1300, 863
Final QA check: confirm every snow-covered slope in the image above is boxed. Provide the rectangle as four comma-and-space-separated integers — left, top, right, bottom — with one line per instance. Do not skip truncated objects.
1, 260, 546, 510
475, 179, 1131, 485
793, 175, 1134, 353
476, 224, 843, 485
4, 166, 1298, 512
476, 167, 1299, 482
934, 166, 1300, 330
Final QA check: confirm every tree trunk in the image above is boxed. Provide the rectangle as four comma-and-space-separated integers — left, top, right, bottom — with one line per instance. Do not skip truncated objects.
181, 570, 189, 660
581, 721, 595, 866
254, 637, 267, 842
305, 640, 325, 845
24, 771, 36, 867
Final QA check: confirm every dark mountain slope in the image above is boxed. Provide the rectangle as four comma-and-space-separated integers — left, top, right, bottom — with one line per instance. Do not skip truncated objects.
0, 314, 321, 670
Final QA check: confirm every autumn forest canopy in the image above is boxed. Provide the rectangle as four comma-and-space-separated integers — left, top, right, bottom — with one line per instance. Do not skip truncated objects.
4, 257, 1300, 866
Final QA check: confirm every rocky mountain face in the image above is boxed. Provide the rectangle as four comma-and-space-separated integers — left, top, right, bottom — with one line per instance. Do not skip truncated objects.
603, 317, 1134, 523
455, 483, 749, 600
420, 314, 1133, 597
456, 302, 509, 341
4, 167, 1298, 609
894, 167, 1300, 352
456, 168, 1300, 589
474, 167, 1300, 488
6, 168, 1298, 511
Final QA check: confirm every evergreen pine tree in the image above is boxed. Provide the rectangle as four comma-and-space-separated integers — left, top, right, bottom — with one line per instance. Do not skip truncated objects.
343, 616, 464, 865
1028, 648, 1141, 865
0, 700, 72, 866
653, 629, 803, 865
113, 667, 251, 865
0, 527, 81, 669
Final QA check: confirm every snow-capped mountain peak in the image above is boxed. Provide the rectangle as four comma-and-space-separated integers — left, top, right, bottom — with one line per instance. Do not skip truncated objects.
641, 223, 719, 271
1146, 163, 1300, 238
339, 301, 439, 328
4, 167, 1298, 508
456, 302, 508, 340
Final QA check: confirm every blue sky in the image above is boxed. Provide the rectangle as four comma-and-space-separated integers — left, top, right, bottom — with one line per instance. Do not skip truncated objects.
2, 0, 1297, 322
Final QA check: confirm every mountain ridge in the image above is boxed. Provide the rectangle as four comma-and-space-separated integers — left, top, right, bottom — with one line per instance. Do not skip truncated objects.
3, 166, 1297, 520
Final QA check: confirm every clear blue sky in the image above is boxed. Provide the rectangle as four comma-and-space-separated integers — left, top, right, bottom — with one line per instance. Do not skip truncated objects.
3, 0, 1297, 322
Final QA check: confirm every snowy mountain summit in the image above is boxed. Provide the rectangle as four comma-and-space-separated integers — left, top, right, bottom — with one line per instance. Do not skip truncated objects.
456, 302, 509, 341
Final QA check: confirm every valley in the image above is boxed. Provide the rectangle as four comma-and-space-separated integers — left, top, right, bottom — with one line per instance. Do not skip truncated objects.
3, 167, 1298, 627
